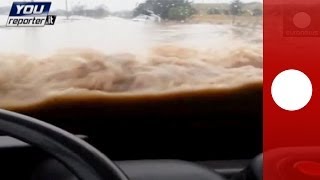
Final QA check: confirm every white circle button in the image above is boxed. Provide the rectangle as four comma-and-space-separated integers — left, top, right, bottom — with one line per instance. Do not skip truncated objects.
271, 69, 312, 111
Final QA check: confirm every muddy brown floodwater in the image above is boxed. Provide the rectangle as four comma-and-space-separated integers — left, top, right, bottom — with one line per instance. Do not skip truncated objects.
0, 16, 262, 112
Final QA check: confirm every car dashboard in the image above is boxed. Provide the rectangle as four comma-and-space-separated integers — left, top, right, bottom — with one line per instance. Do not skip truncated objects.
0, 82, 262, 180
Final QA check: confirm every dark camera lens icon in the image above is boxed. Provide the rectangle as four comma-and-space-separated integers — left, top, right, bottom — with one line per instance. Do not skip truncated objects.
293, 12, 311, 29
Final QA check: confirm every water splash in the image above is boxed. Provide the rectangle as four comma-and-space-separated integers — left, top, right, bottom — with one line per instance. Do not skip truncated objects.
0, 17, 262, 108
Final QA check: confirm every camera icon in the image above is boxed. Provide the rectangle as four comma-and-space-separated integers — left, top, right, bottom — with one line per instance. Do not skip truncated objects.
293, 12, 311, 29
283, 6, 320, 37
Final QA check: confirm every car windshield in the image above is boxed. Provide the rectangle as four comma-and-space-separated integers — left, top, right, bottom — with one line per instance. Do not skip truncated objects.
0, 0, 262, 110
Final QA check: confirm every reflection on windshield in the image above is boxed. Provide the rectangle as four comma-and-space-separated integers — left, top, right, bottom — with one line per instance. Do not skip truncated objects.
0, 0, 262, 109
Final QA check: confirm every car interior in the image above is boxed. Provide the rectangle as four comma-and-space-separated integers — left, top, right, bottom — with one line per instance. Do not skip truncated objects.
0, 0, 262, 179
0, 82, 262, 180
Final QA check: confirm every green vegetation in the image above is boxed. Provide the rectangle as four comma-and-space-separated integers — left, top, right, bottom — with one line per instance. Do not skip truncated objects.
207, 8, 221, 15
192, 2, 262, 16
187, 1, 262, 25
133, 0, 196, 21
132, 0, 262, 22
168, 5, 194, 20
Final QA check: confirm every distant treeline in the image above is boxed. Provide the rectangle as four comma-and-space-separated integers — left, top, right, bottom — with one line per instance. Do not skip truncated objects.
133, 0, 262, 21
133, 0, 197, 21
194, 1, 262, 16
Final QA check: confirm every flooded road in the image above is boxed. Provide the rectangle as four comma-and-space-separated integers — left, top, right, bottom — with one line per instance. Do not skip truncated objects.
0, 16, 261, 55
0, 15, 262, 108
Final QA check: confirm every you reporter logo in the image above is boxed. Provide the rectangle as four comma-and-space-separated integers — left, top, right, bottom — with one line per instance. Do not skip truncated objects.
6, 2, 56, 27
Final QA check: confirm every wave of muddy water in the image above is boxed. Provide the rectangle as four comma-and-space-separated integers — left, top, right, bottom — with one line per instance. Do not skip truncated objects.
0, 16, 262, 111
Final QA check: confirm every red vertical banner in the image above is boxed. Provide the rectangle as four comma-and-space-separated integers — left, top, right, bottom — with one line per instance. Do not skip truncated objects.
264, 0, 320, 180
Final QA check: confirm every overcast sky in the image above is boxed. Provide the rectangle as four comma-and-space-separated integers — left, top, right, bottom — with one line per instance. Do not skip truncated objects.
0, 0, 262, 12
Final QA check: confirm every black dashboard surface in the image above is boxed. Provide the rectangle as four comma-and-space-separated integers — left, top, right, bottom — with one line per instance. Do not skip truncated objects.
6, 85, 262, 161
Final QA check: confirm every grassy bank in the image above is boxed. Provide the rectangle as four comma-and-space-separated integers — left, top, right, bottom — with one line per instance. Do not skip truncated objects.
188, 14, 262, 25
